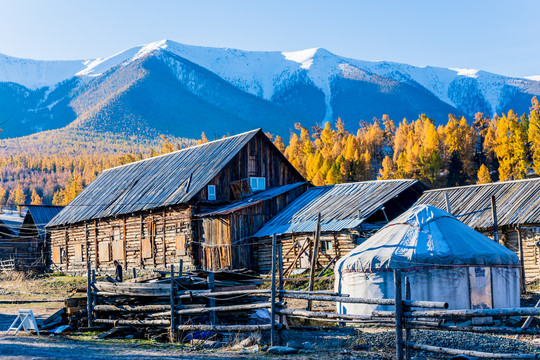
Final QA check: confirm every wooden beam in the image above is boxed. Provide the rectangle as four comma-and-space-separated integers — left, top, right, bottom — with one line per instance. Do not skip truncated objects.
307, 213, 321, 311
94, 220, 98, 269
123, 217, 127, 268
491, 195, 499, 242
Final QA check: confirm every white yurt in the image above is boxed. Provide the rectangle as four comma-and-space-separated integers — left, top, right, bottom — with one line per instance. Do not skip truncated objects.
335, 205, 520, 315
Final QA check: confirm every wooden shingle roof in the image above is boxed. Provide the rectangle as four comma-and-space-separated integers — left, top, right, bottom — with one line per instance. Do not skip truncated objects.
48, 129, 262, 227
415, 178, 540, 230
254, 179, 428, 237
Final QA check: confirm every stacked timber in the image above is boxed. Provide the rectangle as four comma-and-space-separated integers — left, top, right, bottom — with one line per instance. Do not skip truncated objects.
87, 269, 273, 341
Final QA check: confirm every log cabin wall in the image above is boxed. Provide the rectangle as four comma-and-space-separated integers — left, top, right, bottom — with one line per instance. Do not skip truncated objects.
481, 225, 540, 283
256, 231, 360, 274
196, 131, 305, 203
198, 183, 308, 271
50, 205, 196, 275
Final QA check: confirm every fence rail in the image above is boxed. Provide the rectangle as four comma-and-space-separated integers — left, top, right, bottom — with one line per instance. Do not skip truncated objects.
84, 233, 540, 359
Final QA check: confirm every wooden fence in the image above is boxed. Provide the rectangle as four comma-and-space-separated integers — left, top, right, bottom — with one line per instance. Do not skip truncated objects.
85, 233, 540, 358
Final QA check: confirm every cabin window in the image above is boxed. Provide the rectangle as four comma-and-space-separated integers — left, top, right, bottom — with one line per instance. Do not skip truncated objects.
248, 155, 257, 176
98, 242, 111, 262
52, 246, 61, 264
74, 243, 84, 262
250, 177, 266, 191
60, 247, 66, 264
321, 240, 333, 252
207, 185, 216, 201
176, 234, 186, 256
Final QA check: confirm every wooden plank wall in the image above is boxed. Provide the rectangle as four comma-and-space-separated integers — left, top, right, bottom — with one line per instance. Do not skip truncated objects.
197, 132, 305, 203
256, 232, 358, 274
484, 226, 540, 283
199, 184, 308, 271
50, 206, 195, 275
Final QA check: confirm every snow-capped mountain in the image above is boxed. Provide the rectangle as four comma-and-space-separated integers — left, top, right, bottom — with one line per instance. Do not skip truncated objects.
0, 39, 539, 139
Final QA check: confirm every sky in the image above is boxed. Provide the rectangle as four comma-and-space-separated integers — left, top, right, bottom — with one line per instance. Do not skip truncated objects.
0, 0, 538, 77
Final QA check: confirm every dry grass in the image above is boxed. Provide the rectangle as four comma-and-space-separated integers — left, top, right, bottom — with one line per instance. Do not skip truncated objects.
0, 272, 86, 300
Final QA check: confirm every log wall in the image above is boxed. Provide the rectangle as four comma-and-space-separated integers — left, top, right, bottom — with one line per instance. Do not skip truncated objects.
255, 231, 360, 274
50, 206, 195, 275
198, 183, 308, 271
482, 225, 540, 283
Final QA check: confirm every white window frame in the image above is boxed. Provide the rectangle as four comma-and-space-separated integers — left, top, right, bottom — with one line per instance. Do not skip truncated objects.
250, 177, 266, 191
207, 185, 216, 201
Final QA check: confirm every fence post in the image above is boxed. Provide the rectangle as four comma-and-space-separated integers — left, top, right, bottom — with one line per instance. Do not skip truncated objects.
86, 261, 93, 328
404, 276, 411, 360
307, 213, 321, 311
270, 233, 277, 346
517, 226, 526, 293
132, 268, 137, 279
170, 264, 175, 342
208, 272, 216, 326
394, 269, 404, 360
179, 259, 183, 277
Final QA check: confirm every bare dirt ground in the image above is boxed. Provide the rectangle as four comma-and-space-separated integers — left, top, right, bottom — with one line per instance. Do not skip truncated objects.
1, 273, 539, 360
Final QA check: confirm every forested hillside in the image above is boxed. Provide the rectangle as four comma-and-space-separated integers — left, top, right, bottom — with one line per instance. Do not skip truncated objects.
1, 96, 538, 208
0, 128, 191, 207
276, 96, 540, 188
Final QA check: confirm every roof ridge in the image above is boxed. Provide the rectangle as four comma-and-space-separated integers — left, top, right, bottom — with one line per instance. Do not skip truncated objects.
424, 177, 540, 192
102, 128, 262, 173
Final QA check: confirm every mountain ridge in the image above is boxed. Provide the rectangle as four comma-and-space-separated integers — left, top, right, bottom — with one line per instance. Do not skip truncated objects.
0, 39, 539, 140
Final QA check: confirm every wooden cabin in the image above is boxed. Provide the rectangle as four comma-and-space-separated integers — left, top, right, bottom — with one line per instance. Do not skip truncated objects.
252, 180, 428, 273
196, 182, 309, 270
46, 129, 306, 275
416, 178, 540, 284
17, 205, 64, 270
0, 211, 24, 266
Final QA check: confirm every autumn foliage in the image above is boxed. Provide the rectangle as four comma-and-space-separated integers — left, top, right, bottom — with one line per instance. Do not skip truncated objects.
276, 97, 540, 187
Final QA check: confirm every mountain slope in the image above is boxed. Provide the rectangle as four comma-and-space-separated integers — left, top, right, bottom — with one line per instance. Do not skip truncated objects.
0, 40, 539, 140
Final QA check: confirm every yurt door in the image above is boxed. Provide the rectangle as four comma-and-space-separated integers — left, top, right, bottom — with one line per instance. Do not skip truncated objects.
469, 267, 493, 324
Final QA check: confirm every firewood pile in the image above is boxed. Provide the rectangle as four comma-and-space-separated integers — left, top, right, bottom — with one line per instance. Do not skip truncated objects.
61, 269, 274, 341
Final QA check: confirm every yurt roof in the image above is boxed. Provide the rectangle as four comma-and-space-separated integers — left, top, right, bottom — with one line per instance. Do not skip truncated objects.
335, 204, 520, 273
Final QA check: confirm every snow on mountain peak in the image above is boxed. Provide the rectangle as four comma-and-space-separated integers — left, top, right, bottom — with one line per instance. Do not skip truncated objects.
0, 39, 539, 118
450, 67, 479, 78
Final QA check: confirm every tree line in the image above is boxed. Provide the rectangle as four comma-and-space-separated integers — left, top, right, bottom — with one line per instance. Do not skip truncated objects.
3, 97, 539, 208
272, 97, 540, 187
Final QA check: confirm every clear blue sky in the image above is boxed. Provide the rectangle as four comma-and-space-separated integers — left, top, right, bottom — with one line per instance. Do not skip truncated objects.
1, 0, 538, 77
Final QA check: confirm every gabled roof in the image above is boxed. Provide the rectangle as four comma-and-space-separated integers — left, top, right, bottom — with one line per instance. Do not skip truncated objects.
253, 179, 427, 237
24, 205, 64, 240
0, 211, 25, 237
415, 178, 540, 230
48, 129, 262, 227
196, 182, 308, 217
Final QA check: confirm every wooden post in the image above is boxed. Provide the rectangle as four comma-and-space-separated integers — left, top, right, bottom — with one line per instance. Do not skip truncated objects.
163, 210, 167, 266
491, 196, 499, 242
444, 193, 451, 214
86, 261, 93, 328
278, 243, 284, 345
170, 264, 175, 342
307, 213, 321, 311
123, 217, 127, 268
179, 259, 183, 277
394, 269, 404, 360
270, 233, 277, 346
208, 272, 215, 325
404, 276, 411, 360
94, 220, 98, 269
517, 226, 526, 293
139, 215, 143, 267
132, 268, 137, 279
85, 223, 89, 263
